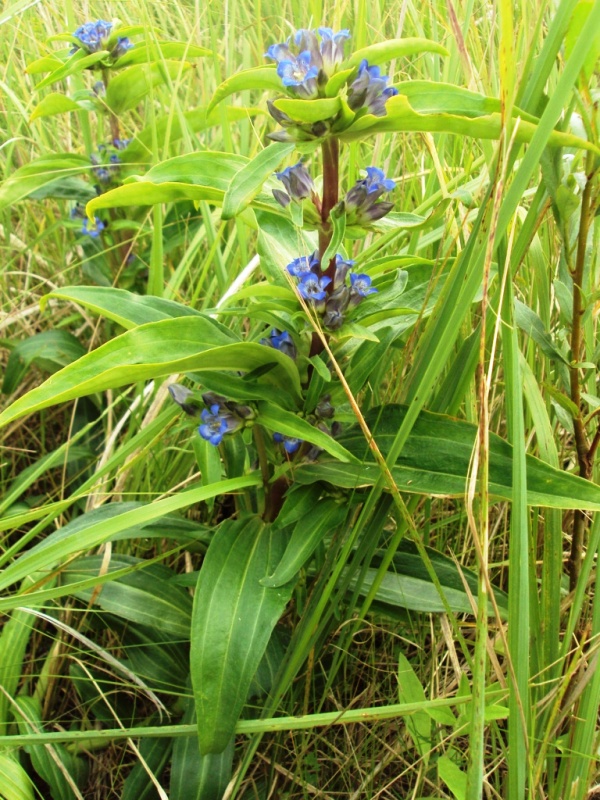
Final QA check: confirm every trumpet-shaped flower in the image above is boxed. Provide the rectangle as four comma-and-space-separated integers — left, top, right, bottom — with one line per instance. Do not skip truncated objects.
287, 253, 320, 278
347, 60, 398, 117
345, 167, 396, 224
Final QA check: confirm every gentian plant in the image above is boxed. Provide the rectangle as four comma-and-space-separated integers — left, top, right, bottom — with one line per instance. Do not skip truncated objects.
2, 9, 600, 800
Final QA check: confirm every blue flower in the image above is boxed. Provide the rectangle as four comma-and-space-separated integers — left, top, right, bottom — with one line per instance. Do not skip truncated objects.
113, 137, 132, 150
276, 52, 319, 98
333, 254, 355, 287
168, 383, 200, 416
317, 27, 351, 71
347, 60, 399, 117
287, 252, 319, 278
260, 329, 297, 360
73, 20, 113, 53
199, 404, 230, 445
72, 20, 133, 61
81, 216, 105, 238
273, 161, 314, 206
349, 272, 378, 303
198, 403, 244, 445
345, 167, 395, 224
273, 432, 302, 454
298, 273, 331, 302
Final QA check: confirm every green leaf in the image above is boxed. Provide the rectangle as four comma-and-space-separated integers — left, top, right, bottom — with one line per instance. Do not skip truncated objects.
0, 319, 304, 429
35, 49, 109, 90
320, 206, 346, 269
191, 516, 294, 753
121, 736, 172, 800
0, 0, 40, 26
221, 142, 295, 220
170, 696, 234, 800
0, 478, 261, 594
26, 56, 62, 74
272, 96, 342, 123
345, 37, 449, 68
15, 696, 87, 800
514, 298, 569, 364
0, 154, 91, 211
2, 330, 87, 395
116, 41, 212, 68
0, 602, 36, 734
208, 66, 281, 112
106, 61, 193, 114
438, 755, 467, 800
256, 210, 317, 286
42, 285, 205, 329
29, 93, 80, 121
566, 0, 600, 80
294, 404, 600, 510
261, 500, 345, 587
60, 555, 193, 639
340, 84, 600, 153
86, 151, 249, 216
0, 752, 34, 800
397, 653, 431, 758
256, 402, 359, 463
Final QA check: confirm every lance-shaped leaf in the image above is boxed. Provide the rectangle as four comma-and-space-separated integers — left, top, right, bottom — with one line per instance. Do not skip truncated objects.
34, 48, 109, 90
0, 318, 305, 429
42, 285, 205, 329
339, 83, 600, 154
208, 65, 281, 112
29, 93, 81, 121
86, 151, 248, 216
256, 402, 359, 464
344, 37, 449, 68
221, 142, 295, 219
115, 41, 212, 68
293, 404, 600, 510
0, 478, 262, 593
191, 516, 294, 753
61, 555, 193, 639
0, 154, 91, 211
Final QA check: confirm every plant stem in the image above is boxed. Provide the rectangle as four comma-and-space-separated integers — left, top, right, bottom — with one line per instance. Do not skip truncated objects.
568, 153, 596, 590
319, 136, 339, 283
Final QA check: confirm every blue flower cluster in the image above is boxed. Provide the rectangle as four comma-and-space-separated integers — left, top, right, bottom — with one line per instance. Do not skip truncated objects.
286, 251, 377, 328
345, 166, 396, 225
265, 27, 350, 98
347, 60, 399, 117
72, 20, 133, 61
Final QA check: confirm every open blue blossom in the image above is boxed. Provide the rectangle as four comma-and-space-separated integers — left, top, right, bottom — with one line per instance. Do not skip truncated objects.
260, 329, 297, 360
72, 20, 133, 60
349, 272, 378, 303
198, 404, 242, 446
347, 60, 399, 117
273, 432, 302, 454
81, 216, 105, 238
298, 273, 331, 302
199, 405, 229, 445
287, 252, 319, 278
273, 161, 314, 206
345, 167, 396, 224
